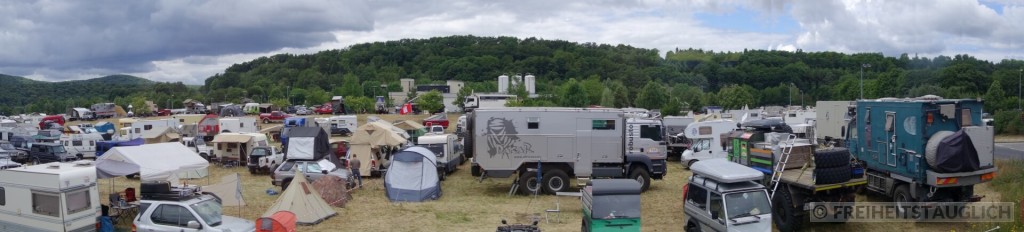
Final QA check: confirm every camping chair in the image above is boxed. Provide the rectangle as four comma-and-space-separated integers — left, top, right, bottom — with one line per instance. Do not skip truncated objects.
107, 194, 122, 222
545, 197, 561, 223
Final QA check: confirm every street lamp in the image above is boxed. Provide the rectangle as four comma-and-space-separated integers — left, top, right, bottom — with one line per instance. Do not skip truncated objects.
860, 63, 871, 99
1018, 68, 1022, 111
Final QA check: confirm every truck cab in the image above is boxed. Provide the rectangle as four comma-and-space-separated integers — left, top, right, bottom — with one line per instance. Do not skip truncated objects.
624, 117, 669, 180
248, 146, 284, 174
684, 159, 771, 232
582, 179, 643, 232
845, 97, 996, 204
679, 119, 738, 168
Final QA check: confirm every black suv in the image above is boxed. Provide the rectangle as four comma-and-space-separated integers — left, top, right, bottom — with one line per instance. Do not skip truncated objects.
29, 143, 77, 164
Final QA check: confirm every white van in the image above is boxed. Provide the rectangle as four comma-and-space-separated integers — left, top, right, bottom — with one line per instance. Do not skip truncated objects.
681, 120, 738, 168
218, 118, 259, 133
0, 161, 100, 232
417, 133, 463, 180
60, 133, 104, 159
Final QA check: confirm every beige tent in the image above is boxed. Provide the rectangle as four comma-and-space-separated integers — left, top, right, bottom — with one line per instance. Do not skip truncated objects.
393, 120, 425, 131
348, 144, 374, 176
202, 173, 245, 206
350, 121, 407, 147
263, 172, 337, 225
142, 127, 181, 144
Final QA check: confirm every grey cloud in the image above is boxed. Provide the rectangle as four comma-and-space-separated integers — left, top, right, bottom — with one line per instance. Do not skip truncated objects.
0, 0, 372, 80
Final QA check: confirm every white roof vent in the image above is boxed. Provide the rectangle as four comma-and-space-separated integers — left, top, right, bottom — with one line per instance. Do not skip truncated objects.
47, 163, 61, 169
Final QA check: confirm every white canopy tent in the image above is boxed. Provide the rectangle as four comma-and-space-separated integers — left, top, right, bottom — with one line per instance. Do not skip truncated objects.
95, 142, 210, 182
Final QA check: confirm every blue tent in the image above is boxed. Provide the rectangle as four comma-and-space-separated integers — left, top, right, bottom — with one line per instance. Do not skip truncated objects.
96, 138, 144, 157
384, 146, 441, 202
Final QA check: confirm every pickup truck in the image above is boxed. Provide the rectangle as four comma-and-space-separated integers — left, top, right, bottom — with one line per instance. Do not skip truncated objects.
422, 114, 449, 129
259, 111, 289, 124
248, 146, 284, 174
314, 103, 333, 115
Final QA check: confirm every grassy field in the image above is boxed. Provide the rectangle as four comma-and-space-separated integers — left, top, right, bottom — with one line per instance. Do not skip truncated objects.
84, 113, 1005, 231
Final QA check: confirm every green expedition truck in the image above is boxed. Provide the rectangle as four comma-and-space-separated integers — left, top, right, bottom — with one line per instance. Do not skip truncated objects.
582, 179, 642, 232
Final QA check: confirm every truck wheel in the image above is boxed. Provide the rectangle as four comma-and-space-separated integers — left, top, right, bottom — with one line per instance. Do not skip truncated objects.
282, 179, 293, 191
263, 119, 270, 124
629, 168, 651, 192
685, 220, 702, 232
814, 165, 852, 185
541, 169, 569, 194
814, 148, 850, 168
686, 160, 698, 169
772, 186, 803, 232
518, 171, 541, 195
893, 184, 915, 216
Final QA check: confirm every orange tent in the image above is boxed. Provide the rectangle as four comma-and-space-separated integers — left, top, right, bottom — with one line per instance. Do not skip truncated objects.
257, 211, 297, 232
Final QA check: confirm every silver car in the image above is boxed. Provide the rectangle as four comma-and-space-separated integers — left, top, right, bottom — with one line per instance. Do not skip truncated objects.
135, 194, 255, 232
684, 159, 772, 232
271, 159, 352, 190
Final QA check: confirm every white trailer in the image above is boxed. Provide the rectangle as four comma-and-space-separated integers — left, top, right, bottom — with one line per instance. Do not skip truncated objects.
814, 101, 854, 145
467, 108, 668, 194
133, 118, 180, 134
0, 161, 100, 232
118, 127, 142, 140
60, 133, 104, 159
328, 115, 357, 136
462, 94, 516, 112
418, 133, 464, 180
218, 118, 259, 133
680, 119, 738, 168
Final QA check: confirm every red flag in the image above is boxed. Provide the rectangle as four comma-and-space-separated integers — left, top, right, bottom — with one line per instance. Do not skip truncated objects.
400, 103, 412, 115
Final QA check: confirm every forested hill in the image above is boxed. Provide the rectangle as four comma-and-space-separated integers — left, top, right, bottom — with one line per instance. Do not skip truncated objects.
0, 74, 193, 115
203, 35, 1023, 113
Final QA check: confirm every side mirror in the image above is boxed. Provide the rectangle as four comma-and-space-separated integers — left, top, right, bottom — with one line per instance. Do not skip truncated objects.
693, 147, 701, 153
187, 221, 202, 229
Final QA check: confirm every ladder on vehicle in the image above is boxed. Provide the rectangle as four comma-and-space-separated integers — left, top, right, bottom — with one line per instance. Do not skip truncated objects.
769, 133, 798, 199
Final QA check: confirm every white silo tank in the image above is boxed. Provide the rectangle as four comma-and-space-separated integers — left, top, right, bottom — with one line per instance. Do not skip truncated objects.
498, 75, 509, 93
525, 74, 536, 94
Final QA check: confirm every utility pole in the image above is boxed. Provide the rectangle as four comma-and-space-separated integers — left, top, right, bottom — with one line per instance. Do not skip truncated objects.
860, 63, 871, 99
1018, 68, 1022, 111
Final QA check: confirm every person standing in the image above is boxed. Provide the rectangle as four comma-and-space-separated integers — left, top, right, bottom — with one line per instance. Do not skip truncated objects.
349, 154, 363, 188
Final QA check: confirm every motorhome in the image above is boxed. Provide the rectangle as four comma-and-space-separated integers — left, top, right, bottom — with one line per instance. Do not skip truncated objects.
66, 108, 94, 121
59, 133, 104, 159
468, 108, 668, 194
118, 127, 142, 140
170, 114, 211, 126
210, 133, 269, 164
418, 133, 463, 180
0, 161, 100, 232
218, 117, 259, 133
133, 119, 180, 134
680, 119, 738, 168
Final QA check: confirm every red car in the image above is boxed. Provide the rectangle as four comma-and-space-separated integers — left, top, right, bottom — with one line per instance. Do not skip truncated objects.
259, 111, 289, 124
422, 114, 449, 129
156, 109, 172, 116
39, 115, 65, 129
314, 103, 333, 115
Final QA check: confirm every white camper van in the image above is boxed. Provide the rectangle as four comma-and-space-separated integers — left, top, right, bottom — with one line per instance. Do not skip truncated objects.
60, 133, 104, 159
218, 118, 259, 133
417, 133, 463, 180
680, 119, 738, 168
328, 115, 357, 136
0, 161, 100, 232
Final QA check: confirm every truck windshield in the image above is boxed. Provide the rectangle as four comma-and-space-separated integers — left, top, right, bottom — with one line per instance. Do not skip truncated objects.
725, 190, 771, 220
190, 198, 223, 226
51, 146, 67, 153
423, 144, 445, 157
592, 195, 641, 219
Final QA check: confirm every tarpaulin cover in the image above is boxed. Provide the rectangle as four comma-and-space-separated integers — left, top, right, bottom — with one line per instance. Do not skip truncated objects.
934, 130, 981, 173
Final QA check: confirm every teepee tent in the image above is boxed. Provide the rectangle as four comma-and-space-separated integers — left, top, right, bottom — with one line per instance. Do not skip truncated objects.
202, 173, 246, 206
263, 171, 337, 225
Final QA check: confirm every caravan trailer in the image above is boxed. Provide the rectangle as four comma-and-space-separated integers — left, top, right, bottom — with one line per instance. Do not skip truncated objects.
0, 161, 100, 232
60, 133, 104, 159
218, 118, 259, 133
211, 133, 269, 164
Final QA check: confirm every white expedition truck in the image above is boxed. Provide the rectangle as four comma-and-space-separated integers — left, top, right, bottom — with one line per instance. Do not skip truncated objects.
468, 107, 667, 194
0, 161, 100, 232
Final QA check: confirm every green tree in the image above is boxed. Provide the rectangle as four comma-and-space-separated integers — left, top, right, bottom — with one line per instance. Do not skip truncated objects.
305, 87, 330, 105
636, 82, 666, 110
580, 75, 604, 105
559, 78, 588, 107
270, 98, 289, 108
607, 80, 631, 108
454, 85, 474, 109
907, 84, 945, 98
346, 96, 375, 114
716, 84, 756, 109
416, 90, 445, 113
662, 96, 681, 116
339, 74, 363, 97
985, 79, 1006, 111
599, 88, 615, 107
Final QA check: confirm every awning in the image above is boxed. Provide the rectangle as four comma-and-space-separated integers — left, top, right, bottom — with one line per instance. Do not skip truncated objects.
212, 133, 252, 143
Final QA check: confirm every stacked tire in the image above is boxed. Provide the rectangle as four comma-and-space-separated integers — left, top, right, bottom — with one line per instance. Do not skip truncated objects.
813, 147, 852, 185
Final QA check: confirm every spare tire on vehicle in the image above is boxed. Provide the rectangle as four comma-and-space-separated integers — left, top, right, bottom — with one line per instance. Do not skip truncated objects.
814, 165, 852, 185
814, 147, 851, 168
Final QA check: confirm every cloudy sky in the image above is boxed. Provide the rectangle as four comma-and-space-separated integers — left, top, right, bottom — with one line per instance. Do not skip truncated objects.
1, 0, 1023, 84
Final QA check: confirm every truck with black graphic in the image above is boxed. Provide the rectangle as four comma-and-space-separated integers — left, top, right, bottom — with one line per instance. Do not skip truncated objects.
467, 107, 667, 194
